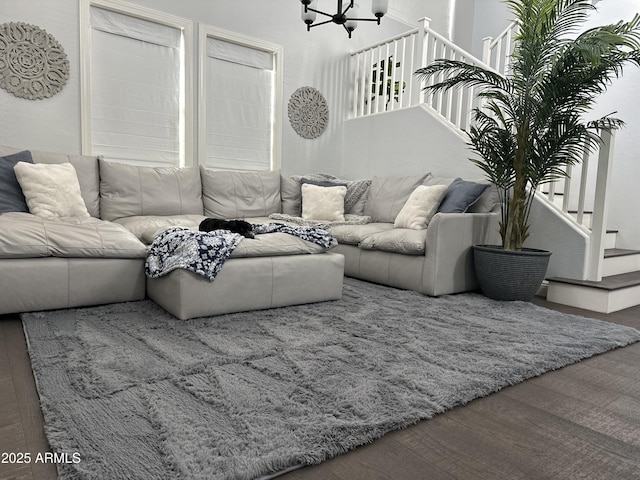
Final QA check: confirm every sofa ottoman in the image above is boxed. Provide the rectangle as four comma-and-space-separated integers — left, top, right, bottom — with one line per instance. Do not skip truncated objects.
147, 252, 345, 319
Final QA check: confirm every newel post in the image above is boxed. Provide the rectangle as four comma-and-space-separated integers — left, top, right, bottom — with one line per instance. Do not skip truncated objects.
587, 129, 615, 282
482, 37, 493, 68
412, 17, 430, 106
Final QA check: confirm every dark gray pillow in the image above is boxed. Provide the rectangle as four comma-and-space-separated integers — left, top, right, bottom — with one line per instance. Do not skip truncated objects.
438, 177, 490, 213
0, 150, 33, 214
300, 178, 348, 188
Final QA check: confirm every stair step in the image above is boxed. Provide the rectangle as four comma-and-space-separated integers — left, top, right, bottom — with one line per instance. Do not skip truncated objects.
605, 230, 618, 250
547, 271, 640, 313
603, 249, 640, 276
548, 270, 640, 291
604, 248, 640, 258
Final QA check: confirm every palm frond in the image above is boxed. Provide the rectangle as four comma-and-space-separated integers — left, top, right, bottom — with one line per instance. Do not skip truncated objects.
415, 60, 510, 93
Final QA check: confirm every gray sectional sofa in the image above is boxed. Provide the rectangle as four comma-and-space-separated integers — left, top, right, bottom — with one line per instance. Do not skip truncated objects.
0, 145, 500, 316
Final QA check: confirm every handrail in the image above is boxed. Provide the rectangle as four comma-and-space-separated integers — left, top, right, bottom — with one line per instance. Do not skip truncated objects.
425, 23, 490, 68
483, 21, 518, 75
489, 20, 518, 50
350, 28, 418, 56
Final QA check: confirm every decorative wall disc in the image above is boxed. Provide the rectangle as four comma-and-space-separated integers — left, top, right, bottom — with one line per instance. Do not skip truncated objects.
0, 22, 70, 100
288, 86, 329, 139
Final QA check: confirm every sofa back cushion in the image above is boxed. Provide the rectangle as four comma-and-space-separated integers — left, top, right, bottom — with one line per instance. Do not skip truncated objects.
363, 173, 431, 223
281, 175, 301, 216
0, 146, 101, 218
467, 184, 500, 213
99, 160, 203, 221
201, 168, 281, 218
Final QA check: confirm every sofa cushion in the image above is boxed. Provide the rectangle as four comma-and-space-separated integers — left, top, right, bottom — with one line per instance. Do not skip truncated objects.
467, 184, 500, 213
394, 184, 447, 230
0, 150, 33, 214
301, 183, 346, 221
359, 228, 427, 255
128, 222, 331, 256
0, 212, 147, 259
327, 223, 394, 245
14, 162, 91, 218
363, 173, 431, 223
230, 232, 331, 258
201, 168, 281, 218
438, 178, 490, 213
0, 146, 101, 218
100, 160, 203, 221
114, 214, 206, 242
281, 175, 302, 216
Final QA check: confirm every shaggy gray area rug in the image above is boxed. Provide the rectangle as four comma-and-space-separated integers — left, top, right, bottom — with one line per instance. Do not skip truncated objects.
22, 278, 640, 480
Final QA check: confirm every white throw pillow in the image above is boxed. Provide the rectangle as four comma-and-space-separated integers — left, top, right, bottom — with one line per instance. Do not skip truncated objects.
301, 183, 347, 222
394, 184, 448, 230
13, 162, 90, 218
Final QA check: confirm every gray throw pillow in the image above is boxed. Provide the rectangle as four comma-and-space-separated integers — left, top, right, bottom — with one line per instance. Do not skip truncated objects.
437, 177, 490, 213
300, 178, 348, 188
0, 150, 33, 214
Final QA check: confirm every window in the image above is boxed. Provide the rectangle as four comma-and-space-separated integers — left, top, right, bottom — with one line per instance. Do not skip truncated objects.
80, 0, 193, 166
198, 26, 283, 171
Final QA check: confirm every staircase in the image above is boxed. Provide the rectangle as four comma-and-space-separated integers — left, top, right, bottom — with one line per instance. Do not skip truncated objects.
350, 18, 640, 313
537, 178, 640, 312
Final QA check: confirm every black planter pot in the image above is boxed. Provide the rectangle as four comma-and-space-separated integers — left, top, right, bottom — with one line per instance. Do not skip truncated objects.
473, 245, 552, 301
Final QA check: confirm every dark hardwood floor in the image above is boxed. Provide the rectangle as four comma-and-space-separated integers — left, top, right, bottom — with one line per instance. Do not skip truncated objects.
1, 299, 639, 480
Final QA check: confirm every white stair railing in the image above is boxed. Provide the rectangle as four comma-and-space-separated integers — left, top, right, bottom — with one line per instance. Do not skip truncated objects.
482, 21, 518, 75
350, 18, 493, 133
350, 19, 615, 282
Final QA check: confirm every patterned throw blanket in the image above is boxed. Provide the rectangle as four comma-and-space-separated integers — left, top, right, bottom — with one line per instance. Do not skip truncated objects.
145, 223, 334, 281
268, 213, 371, 229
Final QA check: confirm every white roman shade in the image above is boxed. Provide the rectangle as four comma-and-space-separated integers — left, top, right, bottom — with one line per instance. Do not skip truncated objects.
89, 7, 182, 166
204, 37, 275, 171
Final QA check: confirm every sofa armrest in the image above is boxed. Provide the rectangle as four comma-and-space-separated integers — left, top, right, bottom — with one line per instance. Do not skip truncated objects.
422, 212, 500, 296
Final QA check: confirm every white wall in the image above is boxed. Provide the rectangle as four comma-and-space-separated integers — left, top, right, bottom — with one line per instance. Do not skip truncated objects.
388, 0, 452, 36
0, 0, 408, 175
469, 0, 511, 59
341, 106, 484, 179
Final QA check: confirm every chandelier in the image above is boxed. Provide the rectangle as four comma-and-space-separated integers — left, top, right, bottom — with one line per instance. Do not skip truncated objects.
300, 0, 389, 38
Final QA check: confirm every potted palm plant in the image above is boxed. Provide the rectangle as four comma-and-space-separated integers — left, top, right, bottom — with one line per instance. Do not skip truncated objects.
415, 0, 640, 301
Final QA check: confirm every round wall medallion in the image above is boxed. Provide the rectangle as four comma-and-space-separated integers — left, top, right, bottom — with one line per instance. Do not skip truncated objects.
288, 86, 329, 139
0, 22, 70, 100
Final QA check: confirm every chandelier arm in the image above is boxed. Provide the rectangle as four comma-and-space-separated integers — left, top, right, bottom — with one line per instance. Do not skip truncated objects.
344, 17, 381, 22
306, 7, 334, 19
308, 18, 337, 28
342, 2, 354, 16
